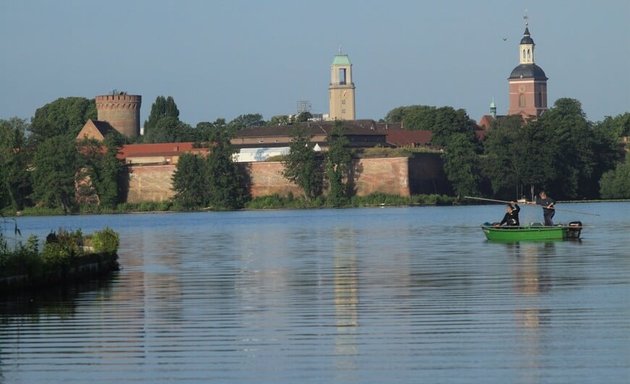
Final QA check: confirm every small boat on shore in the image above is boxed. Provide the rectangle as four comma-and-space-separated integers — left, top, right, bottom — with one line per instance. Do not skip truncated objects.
481, 221, 583, 241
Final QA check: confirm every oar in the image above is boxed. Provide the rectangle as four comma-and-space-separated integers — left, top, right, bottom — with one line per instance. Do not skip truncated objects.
464, 196, 600, 216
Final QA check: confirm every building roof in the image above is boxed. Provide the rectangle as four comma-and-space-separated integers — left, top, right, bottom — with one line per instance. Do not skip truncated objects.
508, 63, 547, 80
118, 142, 207, 159
520, 27, 534, 44
235, 120, 391, 139
332, 54, 351, 66
76, 119, 117, 141
385, 129, 432, 147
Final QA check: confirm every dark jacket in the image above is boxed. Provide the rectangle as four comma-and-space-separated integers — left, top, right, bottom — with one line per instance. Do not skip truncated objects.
499, 204, 520, 226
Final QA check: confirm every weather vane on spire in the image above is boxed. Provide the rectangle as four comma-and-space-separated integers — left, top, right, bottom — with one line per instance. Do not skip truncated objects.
523, 9, 529, 27
338, 45, 343, 55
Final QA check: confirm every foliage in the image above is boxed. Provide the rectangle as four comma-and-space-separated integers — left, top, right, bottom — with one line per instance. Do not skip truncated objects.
41, 228, 84, 267
229, 114, 265, 129
1, 226, 119, 282
482, 116, 556, 199
206, 129, 248, 209
0, 118, 32, 210
144, 96, 180, 131
0, 234, 40, 278
115, 201, 173, 213
142, 96, 193, 143
295, 112, 312, 122
31, 136, 80, 213
143, 116, 194, 143
282, 126, 323, 200
481, 100, 622, 200
600, 155, 630, 199
172, 153, 209, 209
442, 133, 480, 197
90, 227, 120, 254
77, 134, 125, 209
384, 105, 477, 147
29, 97, 96, 145
537, 98, 620, 199
268, 115, 291, 126
325, 122, 354, 206
245, 193, 454, 209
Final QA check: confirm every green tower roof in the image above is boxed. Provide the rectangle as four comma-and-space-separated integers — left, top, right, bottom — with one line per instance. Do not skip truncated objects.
332, 54, 351, 65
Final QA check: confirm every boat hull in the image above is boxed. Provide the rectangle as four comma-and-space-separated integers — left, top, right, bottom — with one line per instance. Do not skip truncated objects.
481, 222, 582, 242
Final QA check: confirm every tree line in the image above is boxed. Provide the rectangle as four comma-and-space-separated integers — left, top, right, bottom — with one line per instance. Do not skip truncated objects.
0, 95, 628, 214
384, 100, 629, 200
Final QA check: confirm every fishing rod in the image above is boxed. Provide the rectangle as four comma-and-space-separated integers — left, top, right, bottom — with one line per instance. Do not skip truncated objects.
464, 196, 601, 216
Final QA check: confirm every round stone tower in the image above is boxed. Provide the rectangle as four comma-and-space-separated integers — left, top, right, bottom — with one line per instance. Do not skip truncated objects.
95, 92, 142, 138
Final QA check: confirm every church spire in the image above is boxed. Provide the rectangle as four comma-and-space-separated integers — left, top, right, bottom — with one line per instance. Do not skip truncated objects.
519, 14, 535, 64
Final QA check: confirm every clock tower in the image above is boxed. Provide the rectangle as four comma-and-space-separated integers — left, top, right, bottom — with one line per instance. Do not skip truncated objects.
328, 51, 356, 120
508, 20, 548, 117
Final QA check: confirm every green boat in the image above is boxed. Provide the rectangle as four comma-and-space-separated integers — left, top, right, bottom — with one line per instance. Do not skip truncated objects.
481, 221, 582, 242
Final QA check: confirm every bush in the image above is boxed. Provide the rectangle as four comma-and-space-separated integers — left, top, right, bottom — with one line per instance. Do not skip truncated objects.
91, 227, 119, 254
42, 241, 73, 268
41, 228, 84, 267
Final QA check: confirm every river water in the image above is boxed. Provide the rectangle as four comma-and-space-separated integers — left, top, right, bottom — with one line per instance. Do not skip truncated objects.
1, 203, 629, 383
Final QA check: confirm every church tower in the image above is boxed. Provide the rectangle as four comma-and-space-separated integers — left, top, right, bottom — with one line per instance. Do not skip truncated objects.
508, 20, 548, 117
328, 51, 356, 120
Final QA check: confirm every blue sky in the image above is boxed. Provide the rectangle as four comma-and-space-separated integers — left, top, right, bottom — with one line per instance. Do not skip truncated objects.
1, 0, 628, 125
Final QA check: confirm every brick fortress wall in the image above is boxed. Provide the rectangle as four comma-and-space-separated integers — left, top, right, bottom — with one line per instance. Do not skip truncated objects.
124, 156, 449, 203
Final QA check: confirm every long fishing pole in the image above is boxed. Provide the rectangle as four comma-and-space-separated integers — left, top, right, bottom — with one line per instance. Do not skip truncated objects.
464, 196, 601, 216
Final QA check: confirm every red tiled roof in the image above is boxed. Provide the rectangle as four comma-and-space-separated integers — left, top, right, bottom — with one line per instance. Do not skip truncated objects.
385, 129, 432, 147
118, 142, 207, 159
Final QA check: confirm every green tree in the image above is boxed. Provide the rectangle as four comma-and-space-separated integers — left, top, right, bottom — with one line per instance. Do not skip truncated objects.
482, 117, 556, 199
282, 127, 323, 200
78, 134, 126, 209
143, 96, 181, 141
143, 116, 193, 143
595, 112, 630, 139
172, 153, 209, 209
31, 136, 79, 213
384, 105, 477, 147
29, 97, 96, 144
442, 133, 480, 198
268, 115, 291, 126
206, 129, 247, 209
600, 155, 630, 198
0, 118, 32, 210
540, 98, 601, 199
295, 112, 312, 123
325, 122, 353, 206
229, 114, 264, 129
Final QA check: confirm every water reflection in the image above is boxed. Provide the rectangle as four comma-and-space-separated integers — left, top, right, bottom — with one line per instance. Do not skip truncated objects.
333, 227, 359, 379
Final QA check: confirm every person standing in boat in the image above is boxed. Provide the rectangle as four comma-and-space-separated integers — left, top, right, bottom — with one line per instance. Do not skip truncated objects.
534, 191, 555, 226
495, 202, 520, 227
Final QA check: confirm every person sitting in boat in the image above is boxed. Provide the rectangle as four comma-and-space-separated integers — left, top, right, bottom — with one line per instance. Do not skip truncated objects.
494, 202, 520, 227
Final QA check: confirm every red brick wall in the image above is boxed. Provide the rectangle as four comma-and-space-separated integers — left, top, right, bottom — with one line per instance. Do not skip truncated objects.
126, 164, 175, 203
125, 157, 444, 203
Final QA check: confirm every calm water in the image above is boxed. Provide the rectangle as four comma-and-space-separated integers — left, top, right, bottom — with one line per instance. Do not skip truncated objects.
1, 203, 629, 383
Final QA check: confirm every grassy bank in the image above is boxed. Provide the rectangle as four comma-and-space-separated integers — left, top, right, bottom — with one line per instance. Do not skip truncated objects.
245, 193, 455, 210
4, 194, 455, 216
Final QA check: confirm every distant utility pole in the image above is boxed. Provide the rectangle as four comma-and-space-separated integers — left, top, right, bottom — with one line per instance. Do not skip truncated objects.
297, 100, 312, 114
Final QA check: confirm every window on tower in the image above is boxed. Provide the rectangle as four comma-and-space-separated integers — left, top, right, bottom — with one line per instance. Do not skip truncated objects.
519, 94, 526, 108
339, 68, 346, 85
